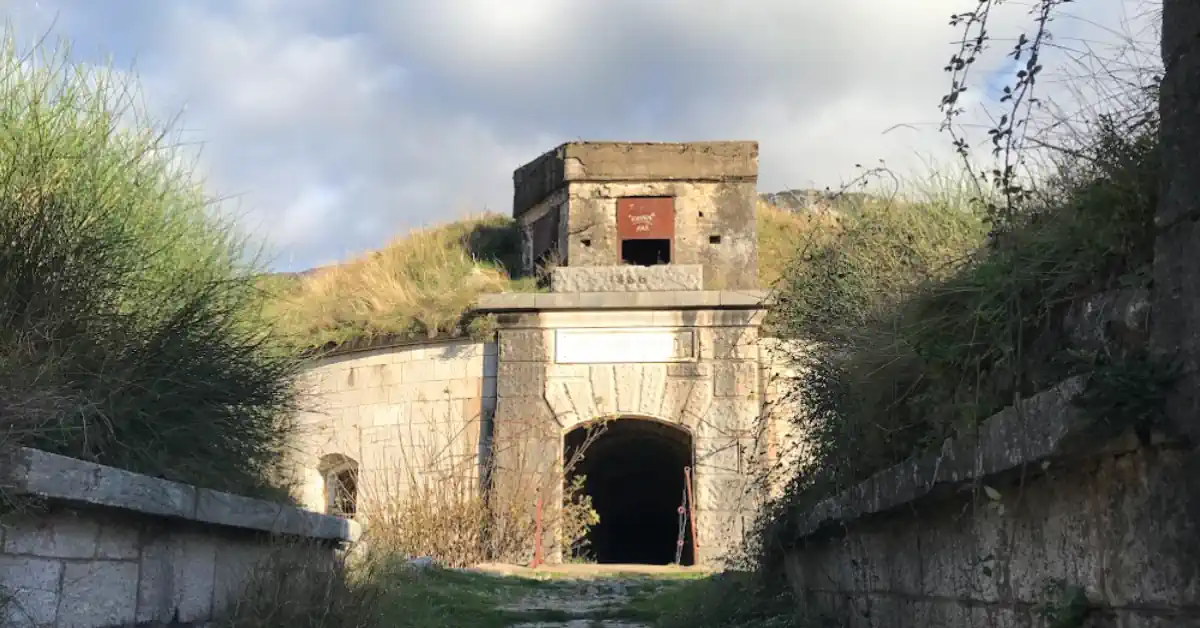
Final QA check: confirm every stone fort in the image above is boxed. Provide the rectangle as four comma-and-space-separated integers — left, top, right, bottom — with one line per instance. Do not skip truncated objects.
285, 141, 799, 566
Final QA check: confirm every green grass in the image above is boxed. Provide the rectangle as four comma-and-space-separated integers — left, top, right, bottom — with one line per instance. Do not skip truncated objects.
624, 571, 800, 627
371, 568, 788, 628
0, 31, 301, 499
374, 567, 563, 628
217, 538, 799, 628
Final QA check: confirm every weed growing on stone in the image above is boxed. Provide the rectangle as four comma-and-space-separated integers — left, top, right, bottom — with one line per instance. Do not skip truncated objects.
216, 537, 383, 628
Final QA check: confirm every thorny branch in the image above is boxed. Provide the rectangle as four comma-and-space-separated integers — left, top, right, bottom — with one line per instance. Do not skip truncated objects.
941, 0, 1075, 242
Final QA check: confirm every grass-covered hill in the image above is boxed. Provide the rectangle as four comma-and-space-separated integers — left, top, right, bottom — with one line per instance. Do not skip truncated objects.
261, 199, 895, 353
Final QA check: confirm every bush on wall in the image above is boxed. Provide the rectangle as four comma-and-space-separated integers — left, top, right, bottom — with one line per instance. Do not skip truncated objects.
0, 32, 302, 499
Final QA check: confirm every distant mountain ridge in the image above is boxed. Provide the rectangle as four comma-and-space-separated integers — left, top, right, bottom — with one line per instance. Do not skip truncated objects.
760, 188, 875, 215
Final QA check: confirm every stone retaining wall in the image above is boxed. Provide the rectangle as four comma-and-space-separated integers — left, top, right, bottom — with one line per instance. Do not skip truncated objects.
0, 447, 357, 628
783, 378, 1200, 627
287, 338, 496, 517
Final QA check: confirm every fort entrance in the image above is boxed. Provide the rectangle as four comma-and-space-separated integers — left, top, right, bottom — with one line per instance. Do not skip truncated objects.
565, 417, 695, 565
291, 141, 796, 568
479, 141, 775, 566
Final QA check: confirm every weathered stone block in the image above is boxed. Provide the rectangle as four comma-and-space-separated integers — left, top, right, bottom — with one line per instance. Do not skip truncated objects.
1, 448, 196, 521
4, 512, 99, 558
546, 363, 590, 380
702, 326, 759, 360
492, 396, 556, 431
365, 404, 401, 427
545, 380, 579, 427
700, 398, 760, 436
0, 555, 61, 627
57, 561, 138, 628
696, 473, 752, 512
561, 378, 599, 424
157, 532, 216, 623
499, 330, 550, 362
496, 363, 546, 398
449, 376, 483, 400
638, 364, 668, 417
96, 522, 141, 560
211, 541, 271, 616
194, 489, 284, 534
695, 511, 745, 565
712, 361, 759, 398
550, 265, 704, 293
588, 364, 618, 417
695, 438, 749, 474
667, 362, 711, 379
679, 378, 715, 430
613, 364, 643, 414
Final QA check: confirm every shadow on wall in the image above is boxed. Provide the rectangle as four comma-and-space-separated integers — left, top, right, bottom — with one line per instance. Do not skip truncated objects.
462, 218, 524, 279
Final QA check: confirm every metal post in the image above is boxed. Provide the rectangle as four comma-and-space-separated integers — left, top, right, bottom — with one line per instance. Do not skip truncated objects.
684, 466, 698, 563
531, 495, 544, 569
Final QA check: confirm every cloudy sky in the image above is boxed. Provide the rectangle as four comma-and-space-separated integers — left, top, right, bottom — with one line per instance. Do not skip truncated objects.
5, 0, 1158, 271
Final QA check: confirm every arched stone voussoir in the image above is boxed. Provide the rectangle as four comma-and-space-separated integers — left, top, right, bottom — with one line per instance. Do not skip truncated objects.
544, 379, 580, 428
672, 380, 714, 431
492, 395, 559, 434
563, 412, 695, 437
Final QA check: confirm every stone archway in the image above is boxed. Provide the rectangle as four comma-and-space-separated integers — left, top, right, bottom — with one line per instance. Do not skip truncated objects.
564, 417, 696, 566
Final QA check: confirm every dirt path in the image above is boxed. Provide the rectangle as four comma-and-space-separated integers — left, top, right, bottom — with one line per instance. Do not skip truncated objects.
461, 563, 706, 627
500, 578, 646, 627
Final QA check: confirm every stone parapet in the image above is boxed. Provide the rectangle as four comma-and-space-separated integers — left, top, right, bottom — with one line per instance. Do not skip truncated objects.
0, 447, 356, 628
513, 141, 758, 217
1, 447, 358, 542
476, 289, 769, 312
783, 376, 1200, 627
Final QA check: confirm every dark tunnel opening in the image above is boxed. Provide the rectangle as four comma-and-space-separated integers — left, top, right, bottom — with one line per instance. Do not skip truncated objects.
564, 418, 695, 566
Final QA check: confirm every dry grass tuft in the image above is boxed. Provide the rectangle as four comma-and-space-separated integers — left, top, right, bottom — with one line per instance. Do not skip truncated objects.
267, 203, 858, 352
357, 421, 599, 568
754, 200, 847, 289
216, 537, 383, 628
265, 214, 535, 351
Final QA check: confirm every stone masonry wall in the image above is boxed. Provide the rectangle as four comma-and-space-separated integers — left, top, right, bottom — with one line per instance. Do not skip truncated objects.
288, 338, 497, 517
758, 337, 810, 500
562, 180, 758, 291
783, 379, 1200, 627
488, 305, 768, 566
1, 448, 355, 628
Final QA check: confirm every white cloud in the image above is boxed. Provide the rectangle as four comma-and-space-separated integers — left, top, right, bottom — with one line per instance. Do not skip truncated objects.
2, 0, 1160, 271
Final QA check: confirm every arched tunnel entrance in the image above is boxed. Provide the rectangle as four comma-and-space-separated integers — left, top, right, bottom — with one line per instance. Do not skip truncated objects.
564, 418, 695, 566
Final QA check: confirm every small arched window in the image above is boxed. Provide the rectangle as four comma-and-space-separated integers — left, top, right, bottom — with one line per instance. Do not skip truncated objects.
318, 454, 359, 517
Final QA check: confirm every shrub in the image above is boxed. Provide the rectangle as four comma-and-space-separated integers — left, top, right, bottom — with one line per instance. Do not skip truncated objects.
0, 33, 301, 498
759, 105, 1161, 558
354, 420, 599, 568
629, 571, 801, 628
216, 538, 383, 628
